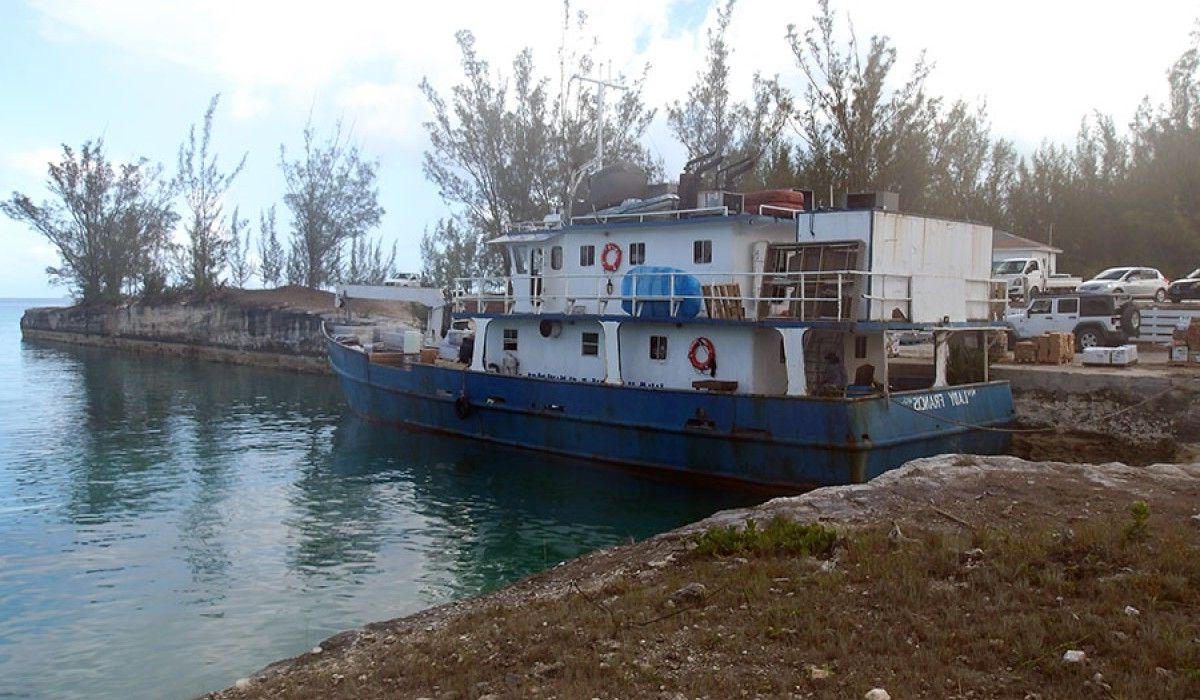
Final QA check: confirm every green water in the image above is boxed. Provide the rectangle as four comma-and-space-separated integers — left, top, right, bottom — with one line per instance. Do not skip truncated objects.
0, 299, 762, 699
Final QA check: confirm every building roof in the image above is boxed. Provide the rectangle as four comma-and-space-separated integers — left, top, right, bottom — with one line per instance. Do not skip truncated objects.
994, 230, 1061, 254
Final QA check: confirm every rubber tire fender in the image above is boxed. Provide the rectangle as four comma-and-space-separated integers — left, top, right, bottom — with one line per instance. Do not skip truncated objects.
453, 395, 473, 420
1119, 304, 1141, 338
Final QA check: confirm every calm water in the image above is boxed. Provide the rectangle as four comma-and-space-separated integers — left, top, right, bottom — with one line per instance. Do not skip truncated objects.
0, 299, 761, 699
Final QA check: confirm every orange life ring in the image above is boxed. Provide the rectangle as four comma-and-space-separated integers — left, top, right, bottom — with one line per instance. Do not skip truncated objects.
688, 337, 716, 373
601, 242, 622, 272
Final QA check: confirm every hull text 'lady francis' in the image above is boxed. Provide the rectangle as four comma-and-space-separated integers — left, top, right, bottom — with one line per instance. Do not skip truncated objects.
327, 160, 1015, 489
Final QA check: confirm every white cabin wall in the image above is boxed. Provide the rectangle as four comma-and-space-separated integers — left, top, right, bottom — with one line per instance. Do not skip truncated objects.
869, 212, 994, 322
528, 217, 794, 317
841, 333, 886, 387
751, 328, 788, 394
482, 317, 607, 382
619, 323, 780, 393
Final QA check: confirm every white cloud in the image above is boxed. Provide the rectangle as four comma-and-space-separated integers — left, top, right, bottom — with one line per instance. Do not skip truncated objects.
23, 0, 1200, 168
4, 147, 62, 183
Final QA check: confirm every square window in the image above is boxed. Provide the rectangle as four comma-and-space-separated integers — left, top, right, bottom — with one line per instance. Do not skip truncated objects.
581, 332, 600, 356
629, 242, 646, 265
503, 328, 518, 351
580, 245, 595, 267
550, 246, 563, 270
649, 335, 668, 360
693, 240, 713, 264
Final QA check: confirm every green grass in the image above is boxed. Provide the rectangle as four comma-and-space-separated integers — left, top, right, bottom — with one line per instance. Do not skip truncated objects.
691, 515, 837, 558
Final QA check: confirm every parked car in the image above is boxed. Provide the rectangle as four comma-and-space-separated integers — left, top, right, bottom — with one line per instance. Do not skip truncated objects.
1076, 267, 1169, 301
1005, 293, 1140, 351
1167, 268, 1200, 303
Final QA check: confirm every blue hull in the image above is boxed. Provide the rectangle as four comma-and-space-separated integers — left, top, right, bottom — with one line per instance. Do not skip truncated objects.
327, 339, 1015, 490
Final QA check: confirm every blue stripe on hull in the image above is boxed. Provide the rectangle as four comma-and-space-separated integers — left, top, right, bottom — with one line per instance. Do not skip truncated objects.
327, 340, 1014, 489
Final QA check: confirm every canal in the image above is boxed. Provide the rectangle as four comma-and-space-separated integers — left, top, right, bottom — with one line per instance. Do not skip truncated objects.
0, 299, 761, 699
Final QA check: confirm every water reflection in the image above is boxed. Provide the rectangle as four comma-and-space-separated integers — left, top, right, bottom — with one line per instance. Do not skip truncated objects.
0, 301, 760, 700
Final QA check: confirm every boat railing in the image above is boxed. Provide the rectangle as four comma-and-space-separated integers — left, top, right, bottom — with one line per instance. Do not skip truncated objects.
756, 204, 804, 219
569, 206, 729, 226
451, 269, 930, 322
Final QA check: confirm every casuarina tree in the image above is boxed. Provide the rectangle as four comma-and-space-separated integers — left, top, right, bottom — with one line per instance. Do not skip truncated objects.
176, 94, 247, 294
279, 119, 383, 289
2, 140, 176, 303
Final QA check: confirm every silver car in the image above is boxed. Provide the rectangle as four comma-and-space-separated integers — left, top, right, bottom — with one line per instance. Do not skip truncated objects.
1077, 267, 1169, 301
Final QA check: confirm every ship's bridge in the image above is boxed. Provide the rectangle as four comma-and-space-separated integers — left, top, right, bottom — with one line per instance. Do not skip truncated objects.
452, 205, 1006, 325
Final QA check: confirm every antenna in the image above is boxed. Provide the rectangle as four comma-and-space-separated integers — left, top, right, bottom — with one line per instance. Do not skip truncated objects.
571, 63, 627, 170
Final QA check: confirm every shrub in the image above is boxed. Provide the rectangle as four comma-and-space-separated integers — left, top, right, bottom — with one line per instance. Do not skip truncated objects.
1124, 500, 1150, 542
693, 516, 836, 558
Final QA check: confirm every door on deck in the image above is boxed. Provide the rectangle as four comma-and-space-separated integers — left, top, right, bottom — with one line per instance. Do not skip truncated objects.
529, 247, 544, 305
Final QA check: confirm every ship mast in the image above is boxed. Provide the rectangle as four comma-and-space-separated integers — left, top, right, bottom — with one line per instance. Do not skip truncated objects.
567, 65, 627, 219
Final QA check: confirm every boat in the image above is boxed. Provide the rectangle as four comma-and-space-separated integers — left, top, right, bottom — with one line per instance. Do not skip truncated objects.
326, 190, 1014, 490
742, 189, 807, 217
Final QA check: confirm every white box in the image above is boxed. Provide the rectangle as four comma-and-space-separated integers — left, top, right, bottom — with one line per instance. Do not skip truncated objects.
1108, 344, 1137, 366
1081, 347, 1111, 366
380, 329, 424, 353
1171, 344, 1189, 363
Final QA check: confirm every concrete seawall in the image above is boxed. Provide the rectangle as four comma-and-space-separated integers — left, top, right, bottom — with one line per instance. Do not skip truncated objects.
20, 300, 333, 374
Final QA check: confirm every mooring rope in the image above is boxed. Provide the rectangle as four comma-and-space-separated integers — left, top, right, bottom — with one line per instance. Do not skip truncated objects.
887, 383, 1188, 435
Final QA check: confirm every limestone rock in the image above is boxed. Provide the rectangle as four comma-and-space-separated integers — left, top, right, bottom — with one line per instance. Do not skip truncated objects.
668, 582, 707, 606
1062, 649, 1087, 663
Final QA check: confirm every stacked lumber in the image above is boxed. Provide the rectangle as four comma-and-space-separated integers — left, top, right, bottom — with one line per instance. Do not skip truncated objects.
703, 283, 745, 320
1014, 333, 1074, 365
1013, 341, 1037, 363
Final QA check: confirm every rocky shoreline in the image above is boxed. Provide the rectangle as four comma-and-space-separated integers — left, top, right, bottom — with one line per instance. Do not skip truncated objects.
205, 455, 1200, 699
19, 286, 419, 375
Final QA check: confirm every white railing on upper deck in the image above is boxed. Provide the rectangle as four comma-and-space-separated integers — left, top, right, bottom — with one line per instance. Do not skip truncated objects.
452, 270, 1010, 323
570, 206, 729, 226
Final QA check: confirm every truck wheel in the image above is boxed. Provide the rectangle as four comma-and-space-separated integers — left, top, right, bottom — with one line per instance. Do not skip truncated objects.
1074, 324, 1104, 351
1154, 288, 1166, 302
1119, 304, 1141, 337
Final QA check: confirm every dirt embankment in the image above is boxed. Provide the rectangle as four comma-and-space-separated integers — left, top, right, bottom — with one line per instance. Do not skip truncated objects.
206, 456, 1200, 700
1010, 385, 1200, 464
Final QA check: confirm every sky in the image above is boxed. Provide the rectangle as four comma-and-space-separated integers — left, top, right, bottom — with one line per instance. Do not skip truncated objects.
1, 0, 1196, 298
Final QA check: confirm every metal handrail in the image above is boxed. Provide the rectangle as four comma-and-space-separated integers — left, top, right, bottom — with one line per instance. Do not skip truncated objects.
569, 206, 729, 225
451, 269, 920, 322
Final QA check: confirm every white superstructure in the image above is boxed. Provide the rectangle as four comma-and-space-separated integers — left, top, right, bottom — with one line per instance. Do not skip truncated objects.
451, 196, 1005, 398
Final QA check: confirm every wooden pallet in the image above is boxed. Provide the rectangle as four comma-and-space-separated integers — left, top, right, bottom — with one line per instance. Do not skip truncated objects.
703, 283, 745, 320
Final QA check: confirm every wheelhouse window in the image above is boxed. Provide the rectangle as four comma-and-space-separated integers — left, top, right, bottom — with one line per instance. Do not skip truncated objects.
629, 242, 646, 265
649, 335, 668, 360
550, 246, 563, 270
694, 240, 713, 264
581, 332, 599, 356
503, 328, 518, 351
579, 245, 595, 267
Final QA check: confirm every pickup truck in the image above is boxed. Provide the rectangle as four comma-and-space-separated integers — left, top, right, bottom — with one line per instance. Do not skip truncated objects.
992, 257, 1082, 300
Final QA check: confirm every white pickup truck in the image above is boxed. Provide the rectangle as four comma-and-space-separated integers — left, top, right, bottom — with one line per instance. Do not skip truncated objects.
992, 256, 1082, 300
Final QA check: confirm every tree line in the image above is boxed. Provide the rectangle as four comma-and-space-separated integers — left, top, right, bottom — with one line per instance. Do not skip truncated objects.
8, 1, 1200, 302
420, 0, 1200, 283
3, 95, 394, 304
